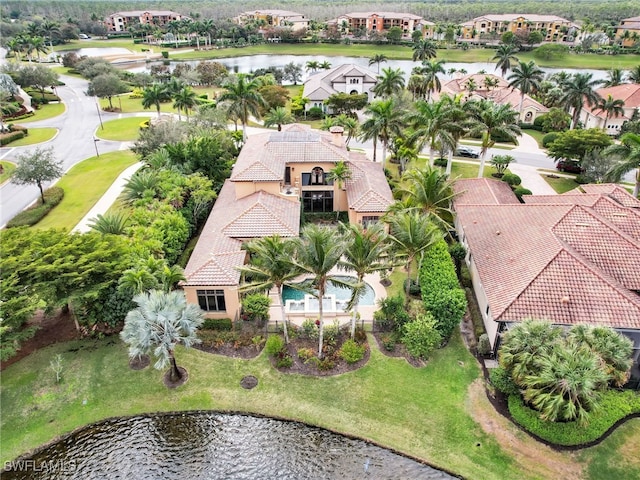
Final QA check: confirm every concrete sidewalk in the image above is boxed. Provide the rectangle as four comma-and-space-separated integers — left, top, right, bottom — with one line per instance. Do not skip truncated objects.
73, 161, 143, 233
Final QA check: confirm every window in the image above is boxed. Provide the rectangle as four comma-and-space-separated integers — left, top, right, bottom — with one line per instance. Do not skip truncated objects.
362, 216, 380, 227
197, 290, 226, 312
302, 191, 334, 212
302, 167, 329, 185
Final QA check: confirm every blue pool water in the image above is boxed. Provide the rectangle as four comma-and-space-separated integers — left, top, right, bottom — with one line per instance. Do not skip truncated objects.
282, 275, 376, 306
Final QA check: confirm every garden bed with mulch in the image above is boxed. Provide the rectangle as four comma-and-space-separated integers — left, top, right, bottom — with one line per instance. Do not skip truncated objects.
195, 323, 266, 359
371, 331, 425, 368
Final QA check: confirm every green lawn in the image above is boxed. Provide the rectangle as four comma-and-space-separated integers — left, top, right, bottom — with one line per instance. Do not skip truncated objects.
18, 103, 66, 123
97, 118, 144, 141
521, 129, 546, 149
0, 161, 16, 184
542, 173, 580, 194
34, 151, 138, 230
50, 66, 84, 78
5, 128, 57, 146
581, 419, 640, 480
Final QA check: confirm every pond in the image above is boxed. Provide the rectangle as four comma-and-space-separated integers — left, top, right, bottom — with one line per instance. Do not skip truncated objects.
2, 413, 457, 479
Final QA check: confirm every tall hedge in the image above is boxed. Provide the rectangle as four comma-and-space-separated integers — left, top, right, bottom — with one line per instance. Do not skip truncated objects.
419, 238, 467, 340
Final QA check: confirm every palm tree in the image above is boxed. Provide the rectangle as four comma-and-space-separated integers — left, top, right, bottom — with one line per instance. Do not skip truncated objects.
141, 83, 170, 118
172, 86, 200, 121
339, 223, 391, 339
359, 98, 405, 162
604, 68, 625, 87
412, 38, 437, 62
406, 97, 464, 167
218, 74, 267, 141
627, 65, 640, 84
294, 225, 347, 358
596, 94, 625, 131
603, 133, 640, 197
320, 61, 332, 70
120, 290, 204, 383
420, 59, 446, 100
6, 38, 24, 61
39, 20, 60, 52
465, 78, 478, 96
507, 60, 544, 115
26, 36, 47, 62
368, 53, 388, 73
333, 114, 358, 147
560, 73, 602, 129
492, 43, 520, 78
88, 212, 129, 235
395, 167, 457, 232
325, 159, 352, 189
238, 235, 301, 343
385, 210, 442, 304
373, 67, 406, 98
305, 60, 320, 73
467, 100, 521, 177
263, 106, 294, 131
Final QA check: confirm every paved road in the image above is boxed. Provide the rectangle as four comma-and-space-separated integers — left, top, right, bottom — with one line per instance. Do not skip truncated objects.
0, 74, 130, 227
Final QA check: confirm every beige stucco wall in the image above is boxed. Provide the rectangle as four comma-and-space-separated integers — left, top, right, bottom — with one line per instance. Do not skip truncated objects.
234, 181, 281, 199
183, 285, 241, 321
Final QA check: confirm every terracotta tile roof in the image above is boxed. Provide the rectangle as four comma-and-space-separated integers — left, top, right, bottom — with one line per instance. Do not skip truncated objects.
596, 84, 640, 109
581, 184, 640, 208
523, 194, 599, 206
339, 11, 424, 21
472, 14, 571, 23
346, 161, 394, 212
500, 250, 640, 328
453, 178, 519, 205
222, 191, 300, 238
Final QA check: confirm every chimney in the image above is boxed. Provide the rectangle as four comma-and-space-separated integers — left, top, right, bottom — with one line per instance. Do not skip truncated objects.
329, 126, 344, 148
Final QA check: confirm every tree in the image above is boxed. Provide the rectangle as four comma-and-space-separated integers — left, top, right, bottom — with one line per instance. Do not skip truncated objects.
294, 225, 347, 358
87, 73, 128, 110
466, 100, 521, 177
238, 235, 301, 343
386, 210, 442, 303
596, 94, 625, 130
560, 73, 602, 129
490, 154, 515, 176
12, 147, 63, 203
386, 26, 403, 44
305, 60, 320, 73
603, 133, 640, 197
627, 65, 640, 84
418, 59, 446, 101
218, 73, 267, 141
263, 106, 294, 131
325, 159, 352, 189
547, 128, 612, 162
339, 222, 391, 339
120, 290, 203, 383
14, 64, 58, 102
141, 83, 170, 118
172, 86, 200, 121
359, 98, 405, 162
507, 60, 544, 114
324, 92, 368, 116
492, 43, 520, 78
373, 67, 405, 98
402, 313, 441, 359
283, 62, 303, 85
368, 53, 388, 73
604, 68, 625, 87
527, 31, 544, 46
412, 39, 437, 62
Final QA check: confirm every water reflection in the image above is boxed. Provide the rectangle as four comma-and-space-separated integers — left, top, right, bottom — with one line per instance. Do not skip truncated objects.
3, 413, 457, 479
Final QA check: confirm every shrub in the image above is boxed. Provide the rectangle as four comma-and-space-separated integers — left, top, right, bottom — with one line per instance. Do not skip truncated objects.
374, 295, 410, 332
477, 333, 491, 356
129, 87, 144, 99
307, 106, 324, 119
542, 132, 560, 148
513, 186, 532, 201
317, 357, 335, 370
501, 173, 521, 186
161, 51, 169, 59
323, 321, 340, 346
297, 347, 314, 361
276, 354, 293, 368
201, 318, 232, 331
339, 339, 366, 364
301, 318, 319, 339
241, 293, 271, 323
403, 278, 422, 296
434, 157, 447, 167
6, 187, 64, 227
574, 174, 590, 184
265, 334, 285, 356
489, 366, 519, 395
402, 313, 442, 359
490, 154, 515, 176
380, 332, 397, 351
0, 130, 26, 146
419, 239, 467, 340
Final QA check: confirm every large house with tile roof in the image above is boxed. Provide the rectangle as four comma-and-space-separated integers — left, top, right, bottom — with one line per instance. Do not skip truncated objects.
182, 124, 393, 320
438, 73, 548, 123
233, 9, 309, 32
329, 12, 435, 40
303, 64, 378, 113
460, 14, 578, 43
105, 10, 186, 33
580, 83, 640, 136
453, 179, 640, 375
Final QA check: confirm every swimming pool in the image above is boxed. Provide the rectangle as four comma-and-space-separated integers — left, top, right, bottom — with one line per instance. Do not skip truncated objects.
282, 275, 376, 306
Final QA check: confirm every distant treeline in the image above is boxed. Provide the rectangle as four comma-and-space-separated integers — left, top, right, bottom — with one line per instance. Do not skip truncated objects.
2, 0, 639, 26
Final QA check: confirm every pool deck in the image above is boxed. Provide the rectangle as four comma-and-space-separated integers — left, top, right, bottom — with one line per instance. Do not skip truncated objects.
267, 268, 388, 327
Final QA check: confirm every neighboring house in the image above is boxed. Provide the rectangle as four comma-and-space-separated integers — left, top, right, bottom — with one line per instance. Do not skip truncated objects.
329, 12, 435, 39
439, 73, 549, 123
581, 83, 640, 135
615, 16, 640, 47
105, 10, 186, 33
182, 124, 392, 320
453, 178, 640, 378
233, 9, 309, 32
460, 14, 578, 43
303, 64, 378, 113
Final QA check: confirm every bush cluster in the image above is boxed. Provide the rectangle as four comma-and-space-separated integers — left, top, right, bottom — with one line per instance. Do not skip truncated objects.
201, 318, 233, 331
373, 295, 410, 332
265, 334, 285, 356
338, 339, 366, 364
542, 132, 560, 148
6, 187, 64, 227
402, 313, 442, 360
0, 130, 26, 145
419, 239, 467, 340
500, 173, 521, 187
489, 366, 519, 395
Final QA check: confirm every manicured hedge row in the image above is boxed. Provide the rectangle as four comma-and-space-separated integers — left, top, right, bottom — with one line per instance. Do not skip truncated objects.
201, 317, 233, 331
0, 131, 26, 145
508, 390, 640, 446
419, 238, 467, 340
6, 187, 64, 227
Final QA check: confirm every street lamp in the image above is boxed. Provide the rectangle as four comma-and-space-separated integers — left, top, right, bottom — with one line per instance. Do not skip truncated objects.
95, 96, 104, 130
93, 137, 100, 157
